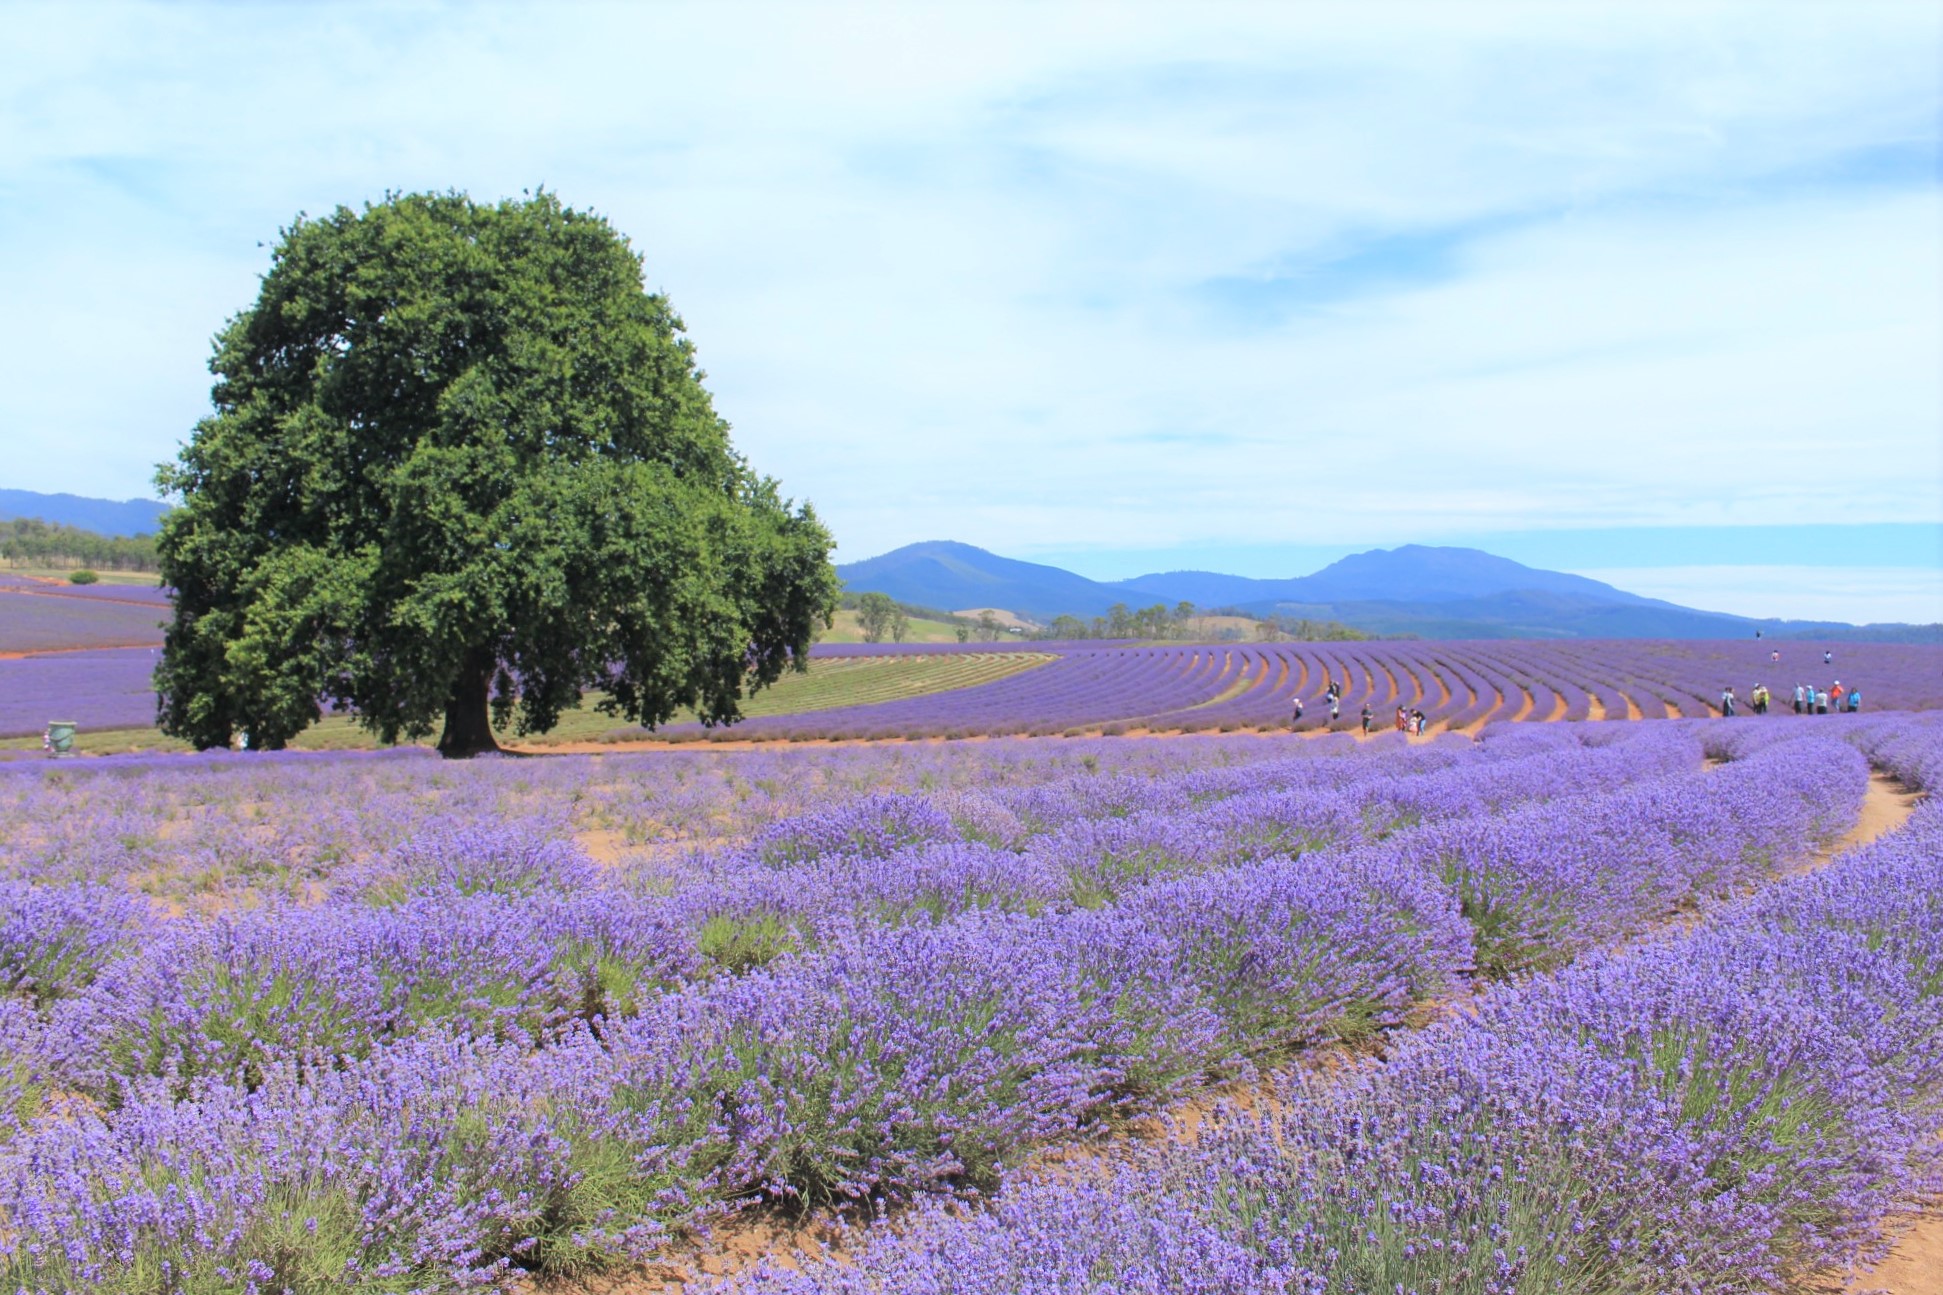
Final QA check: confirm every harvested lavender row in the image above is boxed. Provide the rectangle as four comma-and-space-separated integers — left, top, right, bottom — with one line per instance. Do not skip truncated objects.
725, 713, 1942, 1295
0, 720, 1878, 1290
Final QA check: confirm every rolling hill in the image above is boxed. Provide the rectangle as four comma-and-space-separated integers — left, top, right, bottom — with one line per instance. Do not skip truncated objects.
838, 541, 1931, 640
835, 541, 1123, 621
0, 490, 170, 536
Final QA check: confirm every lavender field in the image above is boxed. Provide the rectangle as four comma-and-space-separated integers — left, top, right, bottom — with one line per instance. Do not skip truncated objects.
4, 621, 1938, 747
694, 638, 1943, 740
1, 712, 1938, 1292
0, 579, 166, 656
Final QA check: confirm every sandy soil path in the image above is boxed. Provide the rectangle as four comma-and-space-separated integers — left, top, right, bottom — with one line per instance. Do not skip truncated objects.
0, 586, 165, 609
1826, 772, 1921, 863
1843, 1221, 1943, 1295
1824, 777, 1939, 1295
1807, 772, 1935, 1295
0, 642, 159, 660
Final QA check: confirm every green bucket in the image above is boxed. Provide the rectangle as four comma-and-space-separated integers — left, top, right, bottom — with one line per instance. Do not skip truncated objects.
45, 721, 77, 756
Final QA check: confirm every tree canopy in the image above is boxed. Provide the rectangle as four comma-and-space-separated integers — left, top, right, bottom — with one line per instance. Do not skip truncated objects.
854, 591, 908, 644
155, 190, 837, 756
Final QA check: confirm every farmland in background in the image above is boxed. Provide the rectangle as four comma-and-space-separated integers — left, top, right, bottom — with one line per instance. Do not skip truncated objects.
4, 574, 1936, 753
0, 647, 1057, 753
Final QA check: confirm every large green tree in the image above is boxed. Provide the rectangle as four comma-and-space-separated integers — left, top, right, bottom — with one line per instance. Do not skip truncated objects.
155, 191, 837, 757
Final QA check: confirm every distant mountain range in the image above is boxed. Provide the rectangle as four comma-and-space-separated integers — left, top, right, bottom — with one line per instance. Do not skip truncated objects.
0, 489, 170, 536
837, 541, 1936, 641
6, 491, 1930, 640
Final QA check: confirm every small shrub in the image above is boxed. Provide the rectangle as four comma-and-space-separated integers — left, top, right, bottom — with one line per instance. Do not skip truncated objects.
66, 569, 99, 585
697, 911, 805, 973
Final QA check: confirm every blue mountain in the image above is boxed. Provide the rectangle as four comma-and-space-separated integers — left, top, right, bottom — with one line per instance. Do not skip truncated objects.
0, 489, 170, 536
836, 541, 1127, 619
836, 541, 1924, 639
1118, 544, 1662, 608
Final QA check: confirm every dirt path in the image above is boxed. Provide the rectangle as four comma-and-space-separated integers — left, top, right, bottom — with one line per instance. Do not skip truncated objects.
1826, 772, 1921, 863
0, 586, 166, 609
1843, 1218, 1943, 1295
1813, 774, 1935, 1295
0, 642, 160, 660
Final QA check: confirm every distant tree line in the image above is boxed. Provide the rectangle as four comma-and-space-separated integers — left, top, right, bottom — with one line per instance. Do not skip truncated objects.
1031, 601, 1376, 643
1247, 613, 1377, 642
837, 592, 1384, 645
1, 518, 161, 571
839, 591, 980, 643
1035, 601, 1194, 641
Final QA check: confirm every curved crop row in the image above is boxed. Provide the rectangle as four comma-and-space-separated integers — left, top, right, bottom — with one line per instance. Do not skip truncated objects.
669, 640, 1942, 741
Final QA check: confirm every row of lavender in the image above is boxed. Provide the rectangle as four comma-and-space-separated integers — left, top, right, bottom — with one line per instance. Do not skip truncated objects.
0, 722, 1871, 1289
667, 638, 1943, 740
0, 734, 1318, 911
735, 713, 1943, 1295
8, 636, 1939, 743
0, 577, 169, 658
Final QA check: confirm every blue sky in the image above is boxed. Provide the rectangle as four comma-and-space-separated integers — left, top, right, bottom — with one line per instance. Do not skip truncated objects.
2, 1, 1938, 621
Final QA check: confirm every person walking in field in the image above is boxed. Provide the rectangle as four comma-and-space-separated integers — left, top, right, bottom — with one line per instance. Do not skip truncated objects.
1395, 705, 1407, 733
1793, 683, 1805, 714
1847, 685, 1861, 712
1824, 650, 1833, 665
1815, 688, 1828, 715
1292, 695, 1304, 726
1330, 698, 1340, 722
1830, 681, 1845, 712
1412, 708, 1427, 735
1751, 683, 1768, 715
1361, 703, 1373, 735
1720, 687, 1736, 717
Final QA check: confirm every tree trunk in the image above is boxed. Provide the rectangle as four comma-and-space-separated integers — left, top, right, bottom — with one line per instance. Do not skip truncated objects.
436, 651, 501, 759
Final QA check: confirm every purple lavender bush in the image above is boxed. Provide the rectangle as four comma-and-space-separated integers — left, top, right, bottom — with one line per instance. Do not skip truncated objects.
0, 881, 152, 1007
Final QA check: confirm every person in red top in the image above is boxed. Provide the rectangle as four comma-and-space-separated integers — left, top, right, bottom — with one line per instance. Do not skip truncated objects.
1830, 681, 1846, 710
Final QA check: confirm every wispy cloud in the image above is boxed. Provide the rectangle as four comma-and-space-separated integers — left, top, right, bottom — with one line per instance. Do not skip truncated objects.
0, 1, 1936, 621
1577, 565, 1943, 625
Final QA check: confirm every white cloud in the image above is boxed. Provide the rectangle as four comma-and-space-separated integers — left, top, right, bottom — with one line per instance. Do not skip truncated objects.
1577, 564, 1943, 624
0, 0, 1937, 576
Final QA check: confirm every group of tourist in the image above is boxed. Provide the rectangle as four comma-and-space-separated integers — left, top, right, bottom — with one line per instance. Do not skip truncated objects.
1295, 674, 1350, 727
1297, 675, 1426, 735
1721, 679, 1860, 717
1792, 680, 1860, 714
